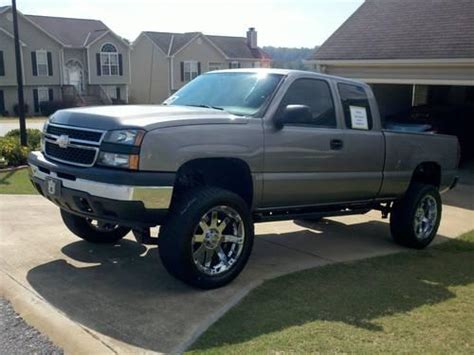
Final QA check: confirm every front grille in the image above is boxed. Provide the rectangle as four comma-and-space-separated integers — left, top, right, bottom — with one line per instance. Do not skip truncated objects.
46, 125, 103, 142
45, 141, 97, 166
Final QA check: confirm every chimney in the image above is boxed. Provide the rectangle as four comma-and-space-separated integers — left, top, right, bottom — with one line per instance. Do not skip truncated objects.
246, 27, 257, 49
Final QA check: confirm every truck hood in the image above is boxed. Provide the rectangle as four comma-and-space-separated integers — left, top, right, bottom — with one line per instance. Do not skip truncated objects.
49, 105, 248, 131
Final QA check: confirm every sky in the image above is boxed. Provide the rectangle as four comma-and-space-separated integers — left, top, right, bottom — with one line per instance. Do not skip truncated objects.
1, 0, 364, 48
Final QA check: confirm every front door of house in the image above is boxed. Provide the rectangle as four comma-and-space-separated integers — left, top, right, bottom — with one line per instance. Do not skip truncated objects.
66, 60, 84, 93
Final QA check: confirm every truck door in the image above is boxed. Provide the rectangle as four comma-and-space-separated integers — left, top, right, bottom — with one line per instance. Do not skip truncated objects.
262, 78, 384, 208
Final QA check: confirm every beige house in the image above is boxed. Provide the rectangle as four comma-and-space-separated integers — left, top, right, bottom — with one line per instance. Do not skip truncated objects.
0, 6, 131, 116
130, 28, 271, 103
306, 0, 474, 162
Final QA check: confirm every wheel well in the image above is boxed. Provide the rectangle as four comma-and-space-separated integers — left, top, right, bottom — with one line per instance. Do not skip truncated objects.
174, 158, 254, 207
411, 162, 441, 188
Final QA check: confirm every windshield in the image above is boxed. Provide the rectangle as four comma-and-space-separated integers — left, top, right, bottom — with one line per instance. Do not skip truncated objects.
163, 72, 284, 116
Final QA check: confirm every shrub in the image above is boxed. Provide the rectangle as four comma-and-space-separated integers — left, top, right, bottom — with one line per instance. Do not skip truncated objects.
13, 103, 29, 116
5, 128, 42, 150
0, 136, 30, 166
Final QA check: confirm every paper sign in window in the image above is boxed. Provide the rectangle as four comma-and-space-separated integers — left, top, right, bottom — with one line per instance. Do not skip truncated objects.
349, 106, 369, 130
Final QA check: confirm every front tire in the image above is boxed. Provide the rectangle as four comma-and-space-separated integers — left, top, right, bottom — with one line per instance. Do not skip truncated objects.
60, 209, 131, 244
159, 187, 254, 289
390, 183, 442, 249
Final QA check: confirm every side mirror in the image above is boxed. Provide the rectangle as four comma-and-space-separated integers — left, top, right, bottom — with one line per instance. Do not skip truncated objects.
275, 105, 313, 129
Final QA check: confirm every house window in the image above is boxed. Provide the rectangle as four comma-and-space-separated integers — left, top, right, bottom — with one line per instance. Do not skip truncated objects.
208, 62, 223, 72
100, 43, 119, 76
184, 61, 199, 81
36, 50, 49, 76
38, 87, 49, 104
0, 51, 4, 76
230, 61, 240, 69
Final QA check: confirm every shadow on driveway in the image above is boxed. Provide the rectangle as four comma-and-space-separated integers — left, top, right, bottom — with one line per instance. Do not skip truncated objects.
25, 220, 457, 352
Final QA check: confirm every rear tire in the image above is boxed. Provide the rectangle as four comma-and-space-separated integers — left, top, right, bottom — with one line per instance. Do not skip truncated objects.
390, 183, 441, 249
60, 209, 131, 244
159, 187, 254, 289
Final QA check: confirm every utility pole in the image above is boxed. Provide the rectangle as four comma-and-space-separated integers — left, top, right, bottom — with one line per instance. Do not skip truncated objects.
12, 0, 27, 146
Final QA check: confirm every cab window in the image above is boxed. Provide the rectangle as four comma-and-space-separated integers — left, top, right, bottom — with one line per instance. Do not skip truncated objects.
338, 83, 373, 130
278, 79, 337, 128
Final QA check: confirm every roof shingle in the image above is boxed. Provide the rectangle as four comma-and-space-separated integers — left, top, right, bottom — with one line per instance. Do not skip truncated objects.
144, 31, 267, 59
312, 0, 474, 60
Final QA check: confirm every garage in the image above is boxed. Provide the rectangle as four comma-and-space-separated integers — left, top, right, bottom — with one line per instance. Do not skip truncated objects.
307, 0, 474, 166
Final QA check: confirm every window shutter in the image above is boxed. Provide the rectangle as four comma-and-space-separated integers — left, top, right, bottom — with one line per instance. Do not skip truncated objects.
47, 52, 53, 76
0, 51, 4, 76
48, 88, 54, 101
197, 62, 201, 75
238, 62, 241, 68
180, 62, 184, 82
0, 90, 5, 113
118, 54, 123, 76
31, 52, 38, 76
96, 53, 101, 76
33, 89, 39, 112
116, 87, 121, 100
228, 62, 232, 69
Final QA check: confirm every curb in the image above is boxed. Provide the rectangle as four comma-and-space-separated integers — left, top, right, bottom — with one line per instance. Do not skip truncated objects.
0, 165, 28, 172
0, 270, 158, 355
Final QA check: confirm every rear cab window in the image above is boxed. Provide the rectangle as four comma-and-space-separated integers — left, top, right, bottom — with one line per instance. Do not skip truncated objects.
338, 83, 373, 130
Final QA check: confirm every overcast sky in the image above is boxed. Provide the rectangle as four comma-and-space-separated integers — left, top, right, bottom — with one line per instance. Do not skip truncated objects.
2, 0, 364, 48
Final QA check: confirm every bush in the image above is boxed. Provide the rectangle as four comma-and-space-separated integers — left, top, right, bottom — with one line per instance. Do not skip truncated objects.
13, 103, 29, 116
0, 136, 30, 166
39, 100, 75, 116
5, 128, 42, 150
0, 128, 42, 167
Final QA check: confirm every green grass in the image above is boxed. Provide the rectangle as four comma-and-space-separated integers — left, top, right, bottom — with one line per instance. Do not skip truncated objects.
0, 168, 37, 194
190, 230, 474, 354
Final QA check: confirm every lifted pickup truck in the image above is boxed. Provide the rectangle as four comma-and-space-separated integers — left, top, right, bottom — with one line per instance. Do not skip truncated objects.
28, 69, 459, 289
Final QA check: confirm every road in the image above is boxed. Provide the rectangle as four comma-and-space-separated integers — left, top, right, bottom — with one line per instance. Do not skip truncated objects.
0, 119, 46, 136
0, 298, 63, 354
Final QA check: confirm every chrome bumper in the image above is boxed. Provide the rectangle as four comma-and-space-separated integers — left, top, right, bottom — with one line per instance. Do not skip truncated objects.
29, 162, 173, 209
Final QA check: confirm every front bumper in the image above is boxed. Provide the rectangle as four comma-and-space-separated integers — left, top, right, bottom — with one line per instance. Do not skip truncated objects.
28, 151, 176, 227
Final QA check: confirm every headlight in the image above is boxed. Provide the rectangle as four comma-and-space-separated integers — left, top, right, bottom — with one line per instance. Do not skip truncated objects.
103, 129, 144, 146
98, 152, 139, 170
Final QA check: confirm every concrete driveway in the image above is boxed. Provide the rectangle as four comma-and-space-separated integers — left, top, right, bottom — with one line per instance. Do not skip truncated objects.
0, 187, 473, 353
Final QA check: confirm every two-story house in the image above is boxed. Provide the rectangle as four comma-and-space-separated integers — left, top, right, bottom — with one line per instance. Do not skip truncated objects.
0, 6, 131, 116
130, 28, 271, 103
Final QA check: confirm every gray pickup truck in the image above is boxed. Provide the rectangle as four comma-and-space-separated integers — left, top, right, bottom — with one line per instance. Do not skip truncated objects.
28, 69, 459, 289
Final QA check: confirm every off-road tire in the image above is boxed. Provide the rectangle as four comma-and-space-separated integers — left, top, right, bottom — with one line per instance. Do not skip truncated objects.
159, 187, 254, 289
60, 209, 131, 244
390, 183, 442, 249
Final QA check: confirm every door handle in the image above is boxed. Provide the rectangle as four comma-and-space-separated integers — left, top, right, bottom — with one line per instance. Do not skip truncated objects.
330, 139, 344, 150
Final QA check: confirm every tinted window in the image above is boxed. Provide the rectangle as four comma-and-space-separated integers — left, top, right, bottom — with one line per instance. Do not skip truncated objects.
338, 83, 373, 130
278, 79, 337, 128
0, 90, 4, 113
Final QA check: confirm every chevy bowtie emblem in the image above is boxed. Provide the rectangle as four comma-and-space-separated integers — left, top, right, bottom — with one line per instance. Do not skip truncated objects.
57, 135, 70, 149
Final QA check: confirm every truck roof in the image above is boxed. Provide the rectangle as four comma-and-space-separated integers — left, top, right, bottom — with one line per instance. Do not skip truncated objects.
208, 68, 367, 87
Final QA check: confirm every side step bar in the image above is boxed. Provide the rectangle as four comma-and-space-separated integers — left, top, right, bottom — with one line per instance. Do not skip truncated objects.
253, 206, 371, 223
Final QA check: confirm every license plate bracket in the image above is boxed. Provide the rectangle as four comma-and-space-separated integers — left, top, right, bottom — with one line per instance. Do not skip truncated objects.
45, 177, 62, 197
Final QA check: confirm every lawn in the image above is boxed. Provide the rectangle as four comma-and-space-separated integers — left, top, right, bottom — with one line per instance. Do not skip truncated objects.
0, 168, 37, 194
190, 230, 474, 354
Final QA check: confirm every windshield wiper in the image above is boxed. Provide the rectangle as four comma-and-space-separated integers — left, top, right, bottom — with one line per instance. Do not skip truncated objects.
184, 104, 224, 111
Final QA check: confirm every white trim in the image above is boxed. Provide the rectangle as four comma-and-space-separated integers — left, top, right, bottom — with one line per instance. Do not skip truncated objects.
0, 27, 27, 46
137, 32, 168, 56
170, 32, 201, 57
86, 30, 129, 48
86, 46, 91, 84
99, 42, 119, 76
83, 32, 92, 47
59, 49, 64, 85
306, 58, 474, 67
128, 47, 131, 85
358, 78, 474, 86
167, 35, 174, 56
170, 56, 174, 92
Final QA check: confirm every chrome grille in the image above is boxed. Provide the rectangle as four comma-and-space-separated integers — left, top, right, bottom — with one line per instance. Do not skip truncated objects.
43, 123, 105, 167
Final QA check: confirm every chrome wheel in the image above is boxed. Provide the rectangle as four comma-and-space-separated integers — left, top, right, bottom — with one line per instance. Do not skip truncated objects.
86, 219, 120, 233
192, 206, 245, 276
413, 195, 438, 240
